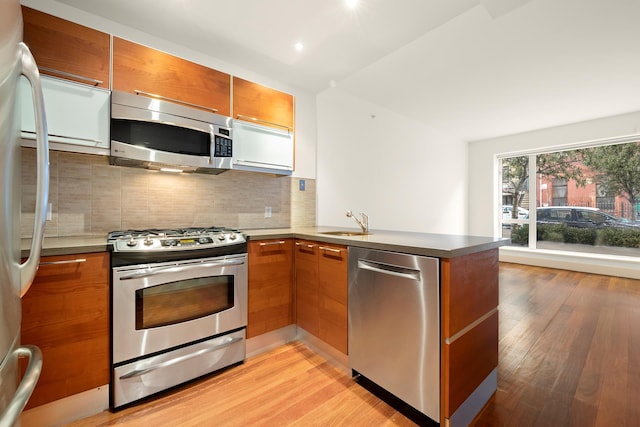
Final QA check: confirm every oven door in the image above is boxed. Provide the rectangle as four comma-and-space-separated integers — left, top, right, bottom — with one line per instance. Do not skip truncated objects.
112, 254, 247, 364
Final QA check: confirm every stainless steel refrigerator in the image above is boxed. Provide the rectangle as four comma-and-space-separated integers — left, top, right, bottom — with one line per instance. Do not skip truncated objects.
0, 0, 49, 425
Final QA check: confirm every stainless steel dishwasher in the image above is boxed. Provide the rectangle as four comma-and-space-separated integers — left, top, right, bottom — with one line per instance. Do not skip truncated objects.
348, 247, 440, 423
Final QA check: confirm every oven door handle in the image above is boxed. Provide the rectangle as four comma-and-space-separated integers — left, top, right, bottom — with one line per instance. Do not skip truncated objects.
118, 336, 243, 380
118, 258, 246, 280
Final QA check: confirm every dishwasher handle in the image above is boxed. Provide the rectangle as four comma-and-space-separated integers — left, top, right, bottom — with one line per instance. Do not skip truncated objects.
358, 259, 421, 281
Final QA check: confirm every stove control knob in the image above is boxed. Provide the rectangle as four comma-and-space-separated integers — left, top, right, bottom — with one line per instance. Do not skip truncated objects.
126, 238, 138, 247
229, 232, 237, 240
144, 237, 154, 246
217, 232, 226, 241
199, 237, 209, 244
165, 239, 177, 246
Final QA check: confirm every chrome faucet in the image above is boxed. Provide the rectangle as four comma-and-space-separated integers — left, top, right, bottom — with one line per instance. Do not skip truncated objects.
346, 210, 369, 233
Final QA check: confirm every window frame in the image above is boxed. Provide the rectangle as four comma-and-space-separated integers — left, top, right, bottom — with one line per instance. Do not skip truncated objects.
496, 134, 640, 256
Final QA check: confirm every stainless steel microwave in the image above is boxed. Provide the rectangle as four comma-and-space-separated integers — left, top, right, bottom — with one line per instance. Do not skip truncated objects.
110, 90, 233, 174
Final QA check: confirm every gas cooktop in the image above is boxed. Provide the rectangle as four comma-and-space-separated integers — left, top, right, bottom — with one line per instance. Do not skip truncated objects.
108, 226, 246, 253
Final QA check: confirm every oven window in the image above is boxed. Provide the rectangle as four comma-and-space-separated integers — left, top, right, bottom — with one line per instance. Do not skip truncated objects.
135, 276, 233, 329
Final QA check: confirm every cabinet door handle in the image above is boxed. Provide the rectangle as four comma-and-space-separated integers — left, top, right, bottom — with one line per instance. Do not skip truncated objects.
234, 159, 293, 170
319, 246, 342, 254
39, 66, 103, 86
1, 345, 42, 427
259, 240, 286, 246
295, 242, 315, 249
236, 114, 291, 131
134, 90, 218, 113
39, 258, 87, 266
21, 130, 103, 146
18, 43, 49, 298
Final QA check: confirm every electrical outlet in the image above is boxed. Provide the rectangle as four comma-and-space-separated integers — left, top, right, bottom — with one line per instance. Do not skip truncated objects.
46, 202, 52, 221
264, 206, 272, 218
299, 179, 306, 191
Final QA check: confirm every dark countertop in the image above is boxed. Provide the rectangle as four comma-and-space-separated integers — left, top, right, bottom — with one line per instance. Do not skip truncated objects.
21, 235, 110, 258
245, 227, 507, 258
24, 227, 506, 259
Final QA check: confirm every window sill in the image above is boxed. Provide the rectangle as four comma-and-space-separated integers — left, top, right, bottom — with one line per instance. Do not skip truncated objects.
499, 245, 640, 280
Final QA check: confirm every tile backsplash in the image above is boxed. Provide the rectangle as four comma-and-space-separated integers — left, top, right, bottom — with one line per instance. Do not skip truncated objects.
21, 148, 316, 237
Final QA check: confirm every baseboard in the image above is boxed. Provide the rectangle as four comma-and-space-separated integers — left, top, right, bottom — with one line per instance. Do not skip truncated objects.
295, 327, 349, 373
445, 368, 497, 427
21, 385, 108, 427
246, 324, 297, 358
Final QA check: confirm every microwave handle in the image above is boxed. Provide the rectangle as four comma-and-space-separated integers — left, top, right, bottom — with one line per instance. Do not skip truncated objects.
118, 258, 245, 280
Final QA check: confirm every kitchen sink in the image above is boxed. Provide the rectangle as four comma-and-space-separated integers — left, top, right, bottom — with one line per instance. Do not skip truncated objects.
319, 231, 371, 236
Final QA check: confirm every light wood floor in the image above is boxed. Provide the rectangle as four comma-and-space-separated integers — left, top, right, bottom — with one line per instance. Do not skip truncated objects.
69, 263, 640, 426
68, 341, 416, 426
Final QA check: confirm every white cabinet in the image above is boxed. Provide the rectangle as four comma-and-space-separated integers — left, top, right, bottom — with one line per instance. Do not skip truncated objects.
232, 120, 294, 175
19, 75, 110, 155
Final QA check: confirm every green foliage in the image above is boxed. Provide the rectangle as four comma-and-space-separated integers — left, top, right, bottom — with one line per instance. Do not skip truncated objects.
599, 227, 640, 248
580, 142, 640, 220
537, 151, 586, 186
536, 223, 566, 242
522, 223, 640, 248
562, 227, 597, 245
510, 224, 529, 245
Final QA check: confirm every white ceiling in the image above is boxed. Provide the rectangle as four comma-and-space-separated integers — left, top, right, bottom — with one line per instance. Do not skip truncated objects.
54, 0, 640, 142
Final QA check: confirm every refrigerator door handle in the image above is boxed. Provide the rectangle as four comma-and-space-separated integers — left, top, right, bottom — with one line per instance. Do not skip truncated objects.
17, 42, 49, 298
0, 345, 43, 427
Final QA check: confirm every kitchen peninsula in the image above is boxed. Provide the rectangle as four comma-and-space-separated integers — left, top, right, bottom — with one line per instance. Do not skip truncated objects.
22, 227, 505, 427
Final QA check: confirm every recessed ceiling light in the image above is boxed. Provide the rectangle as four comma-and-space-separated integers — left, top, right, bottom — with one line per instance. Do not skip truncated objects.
295, 42, 304, 52
346, 0, 358, 9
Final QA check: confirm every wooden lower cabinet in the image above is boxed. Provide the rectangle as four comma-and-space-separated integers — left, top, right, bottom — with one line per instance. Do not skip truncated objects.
247, 239, 294, 338
20, 252, 109, 409
440, 249, 499, 421
294, 239, 348, 355
294, 240, 319, 336
317, 243, 348, 354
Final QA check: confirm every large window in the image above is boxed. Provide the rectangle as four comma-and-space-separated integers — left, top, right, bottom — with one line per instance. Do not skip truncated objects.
499, 141, 640, 257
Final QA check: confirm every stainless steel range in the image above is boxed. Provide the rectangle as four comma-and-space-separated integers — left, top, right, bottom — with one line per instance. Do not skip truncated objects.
108, 227, 248, 410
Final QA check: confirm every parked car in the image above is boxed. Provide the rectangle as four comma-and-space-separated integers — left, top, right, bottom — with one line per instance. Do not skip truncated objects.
536, 206, 640, 229
502, 205, 529, 220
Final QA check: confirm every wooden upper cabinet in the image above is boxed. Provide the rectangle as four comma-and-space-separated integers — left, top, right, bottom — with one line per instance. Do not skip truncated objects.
112, 37, 231, 116
21, 6, 110, 88
232, 77, 294, 131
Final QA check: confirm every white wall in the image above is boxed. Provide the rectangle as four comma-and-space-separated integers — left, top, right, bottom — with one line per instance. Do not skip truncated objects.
316, 88, 467, 234
468, 110, 640, 278
21, 0, 317, 180
468, 110, 640, 235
